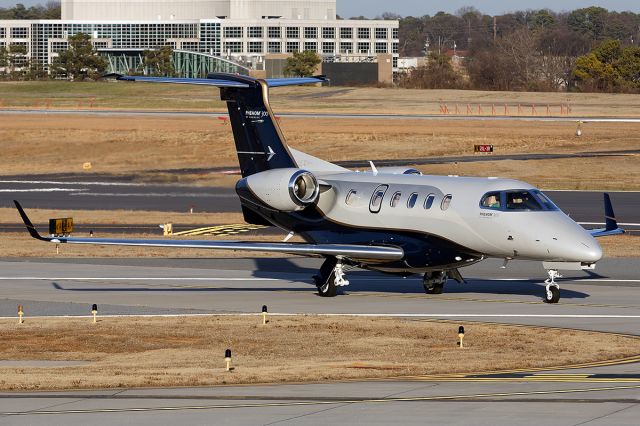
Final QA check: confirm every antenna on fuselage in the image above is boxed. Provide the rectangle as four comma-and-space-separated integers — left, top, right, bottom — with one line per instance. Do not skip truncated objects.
369, 161, 379, 176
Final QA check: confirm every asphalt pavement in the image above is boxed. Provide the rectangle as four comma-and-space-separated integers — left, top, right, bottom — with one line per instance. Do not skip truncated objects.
1, 256, 640, 424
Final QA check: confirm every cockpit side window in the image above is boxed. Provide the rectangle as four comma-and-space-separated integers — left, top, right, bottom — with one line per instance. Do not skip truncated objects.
369, 185, 388, 213
505, 191, 543, 211
480, 191, 502, 210
532, 190, 560, 211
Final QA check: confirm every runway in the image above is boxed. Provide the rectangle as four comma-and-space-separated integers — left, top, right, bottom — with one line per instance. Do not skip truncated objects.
3, 108, 640, 123
1, 178, 638, 232
1, 257, 640, 424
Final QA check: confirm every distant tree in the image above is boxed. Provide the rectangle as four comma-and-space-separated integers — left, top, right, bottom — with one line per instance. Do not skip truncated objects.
50, 33, 107, 81
399, 51, 463, 89
283, 51, 321, 77
567, 7, 609, 39
0, 1, 60, 19
143, 46, 175, 77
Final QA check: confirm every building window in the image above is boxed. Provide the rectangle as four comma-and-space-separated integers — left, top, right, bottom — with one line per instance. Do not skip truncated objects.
375, 28, 388, 39
304, 27, 317, 39
223, 27, 243, 38
51, 41, 68, 53
182, 41, 200, 51
248, 26, 263, 38
286, 41, 299, 53
322, 27, 335, 39
0, 28, 6, 38
392, 42, 399, 54
268, 26, 281, 38
357, 42, 370, 54
339, 42, 352, 54
286, 27, 299, 38
267, 41, 281, 53
393, 57, 398, 68
304, 41, 317, 52
392, 28, 399, 39
248, 41, 263, 53
10, 27, 29, 39
375, 42, 387, 54
93, 41, 108, 49
224, 41, 243, 53
322, 42, 335, 54
357, 28, 370, 39
340, 27, 352, 39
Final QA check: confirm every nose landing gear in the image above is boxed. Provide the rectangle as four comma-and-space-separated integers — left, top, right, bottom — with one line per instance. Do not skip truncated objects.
544, 269, 562, 303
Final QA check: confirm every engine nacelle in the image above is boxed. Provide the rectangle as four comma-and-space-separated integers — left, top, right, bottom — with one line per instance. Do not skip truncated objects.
376, 167, 422, 175
239, 168, 320, 212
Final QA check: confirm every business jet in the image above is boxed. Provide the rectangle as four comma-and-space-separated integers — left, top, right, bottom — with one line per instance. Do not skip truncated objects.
14, 73, 624, 304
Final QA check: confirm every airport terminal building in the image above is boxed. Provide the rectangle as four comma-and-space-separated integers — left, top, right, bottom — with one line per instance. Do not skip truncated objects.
0, 0, 399, 78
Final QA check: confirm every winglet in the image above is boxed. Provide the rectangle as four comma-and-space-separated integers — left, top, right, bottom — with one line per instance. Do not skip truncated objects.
604, 193, 618, 232
589, 193, 625, 237
13, 201, 49, 241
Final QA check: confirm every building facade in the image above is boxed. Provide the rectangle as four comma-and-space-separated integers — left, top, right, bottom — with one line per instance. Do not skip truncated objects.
1, 0, 398, 76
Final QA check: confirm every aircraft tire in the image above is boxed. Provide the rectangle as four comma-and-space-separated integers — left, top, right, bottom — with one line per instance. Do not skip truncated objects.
545, 286, 560, 304
424, 282, 444, 295
317, 273, 338, 297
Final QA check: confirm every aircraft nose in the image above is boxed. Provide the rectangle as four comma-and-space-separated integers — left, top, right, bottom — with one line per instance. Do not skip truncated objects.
580, 239, 603, 263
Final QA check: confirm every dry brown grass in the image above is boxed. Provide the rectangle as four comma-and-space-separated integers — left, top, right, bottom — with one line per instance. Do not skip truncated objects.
1, 114, 638, 190
1, 316, 638, 391
3, 81, 640, 116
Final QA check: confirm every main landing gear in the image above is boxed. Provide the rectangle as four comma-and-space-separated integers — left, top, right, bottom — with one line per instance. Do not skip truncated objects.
544, 269, 562, 304
314, 257, 349, 297
423, 271, 447, 294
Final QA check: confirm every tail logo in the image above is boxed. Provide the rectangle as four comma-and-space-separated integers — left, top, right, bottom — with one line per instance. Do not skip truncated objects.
237, 146, 276, 162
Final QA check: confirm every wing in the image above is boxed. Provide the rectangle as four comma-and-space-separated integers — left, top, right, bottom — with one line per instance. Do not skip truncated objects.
589, 193, 625, 237
14, 201, 403, 263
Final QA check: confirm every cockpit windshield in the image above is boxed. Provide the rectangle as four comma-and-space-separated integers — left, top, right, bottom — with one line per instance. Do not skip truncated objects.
480, 189, 559, 212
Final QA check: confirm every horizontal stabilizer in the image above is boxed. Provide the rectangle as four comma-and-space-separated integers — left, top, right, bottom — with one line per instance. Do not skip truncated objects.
14, 201, 403, 262
110, 73, 327, 88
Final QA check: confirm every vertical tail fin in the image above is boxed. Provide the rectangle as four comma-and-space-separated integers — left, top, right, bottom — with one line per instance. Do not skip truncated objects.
217, 74, 297, 177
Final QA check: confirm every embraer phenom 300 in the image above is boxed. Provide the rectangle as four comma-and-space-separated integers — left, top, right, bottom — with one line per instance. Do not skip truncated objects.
15, 74, 624, 303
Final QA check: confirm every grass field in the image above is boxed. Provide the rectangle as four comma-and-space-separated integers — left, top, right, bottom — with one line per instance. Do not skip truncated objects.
1, 316, 639, 390
2, 81, 640, 116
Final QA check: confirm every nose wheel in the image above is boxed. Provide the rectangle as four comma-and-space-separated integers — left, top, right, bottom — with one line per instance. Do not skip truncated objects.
544, 269, 561, 304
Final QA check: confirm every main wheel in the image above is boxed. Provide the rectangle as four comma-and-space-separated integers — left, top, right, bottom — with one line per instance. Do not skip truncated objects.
545, 286, 560, 304
423, 282, 444, 295
316, 273, 337, 297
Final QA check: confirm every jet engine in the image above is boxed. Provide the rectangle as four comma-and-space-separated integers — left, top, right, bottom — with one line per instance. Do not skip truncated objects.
238, 168, 320, 211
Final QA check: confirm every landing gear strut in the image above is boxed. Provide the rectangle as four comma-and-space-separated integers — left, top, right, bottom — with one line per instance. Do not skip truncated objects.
314, 257, 349, 297
423, 271, 447, 295
544, 269, 562, 304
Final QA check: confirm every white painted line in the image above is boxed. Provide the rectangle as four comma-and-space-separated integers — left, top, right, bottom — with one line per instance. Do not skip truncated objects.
0, 188, 87, 193
2, 313, 640, 320
1, 277, 638, 283
0, 180, 146, 187
0, 277, 279, 281
71, 192, 237, 198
